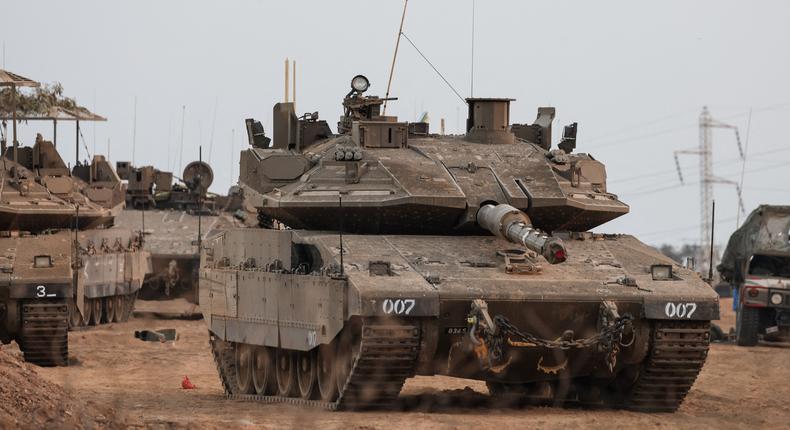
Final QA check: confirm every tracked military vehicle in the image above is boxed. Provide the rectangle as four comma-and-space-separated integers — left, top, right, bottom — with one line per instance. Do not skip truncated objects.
201, 75, 718, 411
114, 161, 247, 302
719, 205, 790, 346
0, 137, 149, 365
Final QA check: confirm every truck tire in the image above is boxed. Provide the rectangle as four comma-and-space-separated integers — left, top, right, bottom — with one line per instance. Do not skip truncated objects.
736, 301, 760, 346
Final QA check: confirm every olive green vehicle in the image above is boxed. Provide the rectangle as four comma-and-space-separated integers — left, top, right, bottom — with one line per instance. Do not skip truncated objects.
200, 75, 718, 411
718, 205, 790, 346
0, 138, 150, 365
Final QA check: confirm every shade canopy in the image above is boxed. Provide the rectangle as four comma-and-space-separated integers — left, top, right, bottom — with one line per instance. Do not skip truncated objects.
0, 69, 40, 88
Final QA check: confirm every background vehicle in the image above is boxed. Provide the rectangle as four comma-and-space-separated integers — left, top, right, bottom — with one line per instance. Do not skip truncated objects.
719, 205, 790, 346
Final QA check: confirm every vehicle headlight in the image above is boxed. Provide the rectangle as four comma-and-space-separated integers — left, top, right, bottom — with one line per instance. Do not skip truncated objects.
770, 293, 783, 305
33, 255, 52, 268
651, 264, 673, 280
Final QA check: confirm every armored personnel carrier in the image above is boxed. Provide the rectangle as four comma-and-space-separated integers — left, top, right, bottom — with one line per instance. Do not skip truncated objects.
0, 137, 149, 365
114, 161, 247, 302
718, 205, 790, 346
200, 75, 718, 411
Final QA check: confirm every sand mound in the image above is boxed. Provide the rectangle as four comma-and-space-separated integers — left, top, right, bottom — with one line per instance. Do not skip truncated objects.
0, 347, 126, 429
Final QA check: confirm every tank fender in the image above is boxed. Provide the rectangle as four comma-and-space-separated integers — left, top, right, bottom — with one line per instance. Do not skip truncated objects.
206, 271, 346, 352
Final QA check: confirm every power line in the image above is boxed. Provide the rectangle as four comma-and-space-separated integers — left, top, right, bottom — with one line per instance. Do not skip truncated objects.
586, 102, 790, 149
609, 144, 790, 185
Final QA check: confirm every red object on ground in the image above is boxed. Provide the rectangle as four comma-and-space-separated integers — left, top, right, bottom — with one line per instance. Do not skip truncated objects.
182, 375, 197, 389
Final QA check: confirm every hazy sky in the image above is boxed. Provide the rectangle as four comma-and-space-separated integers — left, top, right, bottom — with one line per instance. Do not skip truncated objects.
2, 0, 788, 247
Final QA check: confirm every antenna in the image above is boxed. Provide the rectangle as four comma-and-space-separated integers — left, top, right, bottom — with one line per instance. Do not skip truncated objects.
708, 200, 716, 281
132, 96, 137, 165
92, 90, 97, 156
208, 96, 218, 163
338, 196, 344, 276
230, 128, 235, 187
197, 145, 203, 303
383, 0, 409, 115
470, 0, 475, 97
178, 105, 186, 173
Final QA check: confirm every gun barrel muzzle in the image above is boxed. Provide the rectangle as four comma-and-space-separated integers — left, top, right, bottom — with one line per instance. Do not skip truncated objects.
477, 203, 567, 264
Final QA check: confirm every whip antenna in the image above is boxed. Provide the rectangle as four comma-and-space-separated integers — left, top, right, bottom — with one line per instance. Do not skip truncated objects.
383, 0, 409, 115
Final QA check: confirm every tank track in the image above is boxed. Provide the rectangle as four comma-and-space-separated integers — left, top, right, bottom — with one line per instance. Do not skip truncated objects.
212, 319, 421, 410
19, 299, 69, 366
624, 320, 711, 412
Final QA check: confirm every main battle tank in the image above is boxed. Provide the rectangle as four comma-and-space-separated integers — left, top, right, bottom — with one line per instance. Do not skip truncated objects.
200, 75, 718, 411
0, 137, 149, 365
114, 161, 250, 302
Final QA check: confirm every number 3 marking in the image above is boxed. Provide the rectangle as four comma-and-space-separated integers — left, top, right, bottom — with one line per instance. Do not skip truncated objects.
664, 302, 697, 319
36, 285, 46, 298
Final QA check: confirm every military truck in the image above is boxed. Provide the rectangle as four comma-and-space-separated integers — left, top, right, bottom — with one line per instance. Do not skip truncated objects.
200, 75, 718, 411
718, 205, 790, 346
114, 161, 247, 302
0, 138, 149, 365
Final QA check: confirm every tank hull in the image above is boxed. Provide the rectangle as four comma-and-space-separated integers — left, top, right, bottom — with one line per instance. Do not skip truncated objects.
201, 229, 717, 410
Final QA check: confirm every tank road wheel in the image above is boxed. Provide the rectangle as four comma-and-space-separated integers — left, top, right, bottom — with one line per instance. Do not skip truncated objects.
234, 343, 256, 394
89, 299, 103, 326
80, 300, 92, 326
103, 297, 116, 324
252, 346, 276, 395
736, 301, 760, 346
316, 343, 338, 401
68, 299, 83, 328
112, 295, 124, 323
275, 348, 298, 397
296, 350, 318, 400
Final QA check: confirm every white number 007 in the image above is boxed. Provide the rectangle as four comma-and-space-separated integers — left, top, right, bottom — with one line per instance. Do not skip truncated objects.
664, 302, 697, 319
382, 299, 416, 315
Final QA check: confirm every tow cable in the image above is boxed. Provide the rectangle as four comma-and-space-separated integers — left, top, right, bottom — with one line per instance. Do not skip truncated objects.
466, 299, 634, 373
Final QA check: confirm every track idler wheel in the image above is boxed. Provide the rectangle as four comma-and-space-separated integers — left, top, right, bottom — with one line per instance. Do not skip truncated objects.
252, 346, 276, 395
235, 343, 256, 394
316, 343, 338, 401
296, 350, 318, 399
275, 349, 298, 397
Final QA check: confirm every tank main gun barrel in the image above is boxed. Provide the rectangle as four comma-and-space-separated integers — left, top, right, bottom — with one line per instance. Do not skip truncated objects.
477, 204, 567, 264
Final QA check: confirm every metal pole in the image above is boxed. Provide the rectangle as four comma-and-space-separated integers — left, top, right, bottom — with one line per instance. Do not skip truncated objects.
383, 0, 408, 115
178, 105, 185, 173
75, 120, 80, 165
285, 58, 288, 103
292, 60, 296, 113
708, 200, 716, 281
53, 119, 57, 148
198, 146, 203, 244
11, 83, 17, 163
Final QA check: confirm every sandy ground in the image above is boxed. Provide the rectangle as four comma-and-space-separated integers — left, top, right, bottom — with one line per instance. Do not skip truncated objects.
4, 297, 783, 429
